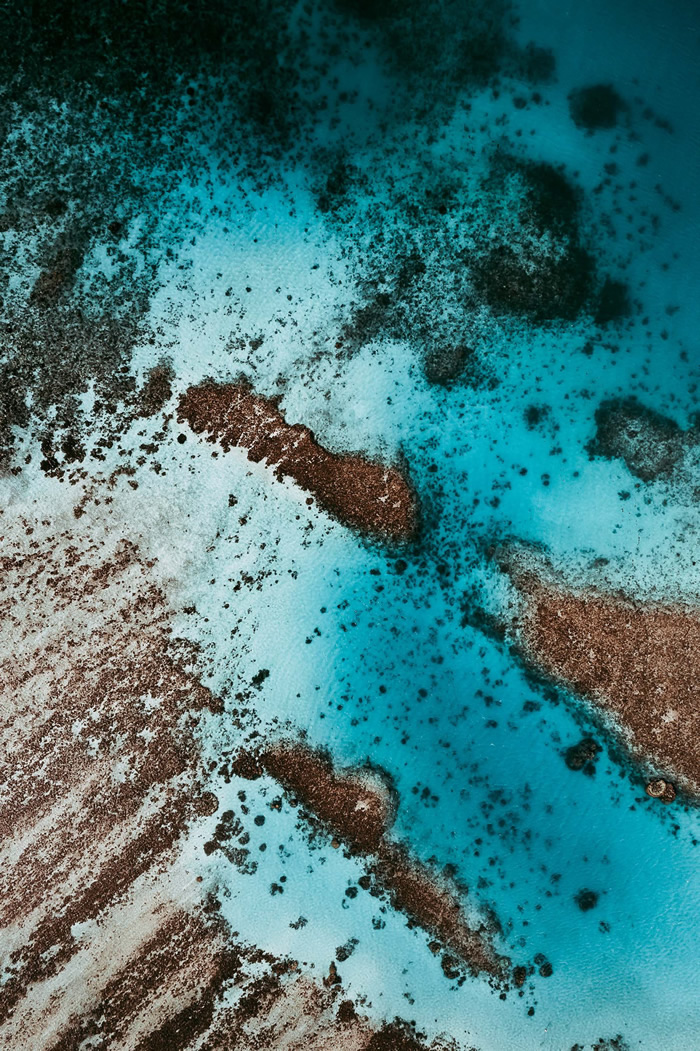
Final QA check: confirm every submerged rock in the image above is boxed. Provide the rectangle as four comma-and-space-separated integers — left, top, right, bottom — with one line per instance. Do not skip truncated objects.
565, 737, 601, 774
646, 778, 677, 803
587, 397, 687, 482
569, 84, 626, 131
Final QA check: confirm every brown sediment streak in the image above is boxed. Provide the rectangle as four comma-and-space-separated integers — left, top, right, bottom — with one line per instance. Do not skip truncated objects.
208, 974, 374, 1051
45, 906, 217, 1050
505, 553, 700, 794
243, 742, 509, 981
199, 972, 456, 1051
177, 381, 417, 541
0, 523, 225, 1045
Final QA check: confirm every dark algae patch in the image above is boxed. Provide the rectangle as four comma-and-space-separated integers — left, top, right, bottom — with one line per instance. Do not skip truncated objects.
326, 141, 612, 395
574, 889, 599, 912
333, 0, 531, 110
568, 84, 626, 131
587, 398, 687, 482
519, 159, 582, 235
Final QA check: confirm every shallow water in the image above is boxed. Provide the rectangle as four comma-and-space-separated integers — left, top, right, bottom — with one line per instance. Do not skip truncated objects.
3, 0, 700, 1048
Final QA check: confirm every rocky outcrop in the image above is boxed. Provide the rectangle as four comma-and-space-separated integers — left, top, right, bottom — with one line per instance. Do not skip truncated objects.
500, 547, 700, 796
645, 779, 676, 804
178, 381, 418, 542
235, 741, 510, 982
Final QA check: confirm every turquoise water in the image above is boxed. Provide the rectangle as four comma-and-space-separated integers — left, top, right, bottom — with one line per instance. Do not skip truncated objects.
4, 0, 700, 1047
164, 1, 700, 1046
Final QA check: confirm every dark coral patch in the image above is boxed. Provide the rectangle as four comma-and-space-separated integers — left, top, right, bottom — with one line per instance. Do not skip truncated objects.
366, 1019, 430, 1050
587, 398, 686, 482
565, 737, 601, 777
595, 277, 631, 326
524, 404, 551, 431
574, 888, 600, 912
473, 242, 595, 322
520, 160, 582, 235
424, 344, 475, 387
569, 84, 626, 131
472, 156, 596, 321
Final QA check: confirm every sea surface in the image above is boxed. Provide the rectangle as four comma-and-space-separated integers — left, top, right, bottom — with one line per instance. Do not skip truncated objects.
3, 0, 700, 1048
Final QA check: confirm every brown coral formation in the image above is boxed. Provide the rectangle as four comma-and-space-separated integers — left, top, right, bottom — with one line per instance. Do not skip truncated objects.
177, 381, 417, 541
504, 552, 700, 795
372, 844, 504, 979
645, 779, 676, 804
239, 742, 509, 981
259, 743, 396, 854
